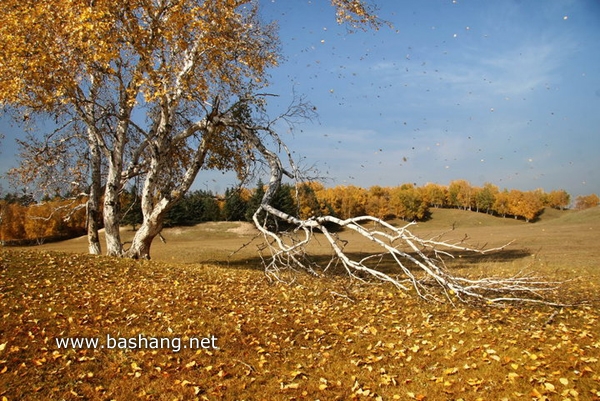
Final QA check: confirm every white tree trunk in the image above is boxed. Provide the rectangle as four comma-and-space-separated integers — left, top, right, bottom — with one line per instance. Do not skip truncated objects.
123, 116, 214, 259
125, 203, 166, 259
86, 128, 102, 255
102, 125, 127, 257
103, 177, 123, 256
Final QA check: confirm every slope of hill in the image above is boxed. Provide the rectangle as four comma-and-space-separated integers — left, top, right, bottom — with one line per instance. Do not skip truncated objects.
415, 208, 527, 229
540, 205, 600, 226
7, 206, 597, 400
414, 206, 592, 230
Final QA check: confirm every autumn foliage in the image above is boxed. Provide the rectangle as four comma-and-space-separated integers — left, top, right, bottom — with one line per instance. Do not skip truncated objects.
575, 193, 600, 211
1, 181, 592, 244
302, 181, 575, 222
0, 197, 86, 245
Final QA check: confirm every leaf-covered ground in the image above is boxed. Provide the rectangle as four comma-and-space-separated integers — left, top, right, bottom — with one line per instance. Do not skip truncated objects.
1, 248, 599, 400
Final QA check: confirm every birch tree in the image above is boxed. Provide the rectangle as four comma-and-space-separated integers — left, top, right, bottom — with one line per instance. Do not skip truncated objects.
0, 0, 381, 258
4, 0, 269, 256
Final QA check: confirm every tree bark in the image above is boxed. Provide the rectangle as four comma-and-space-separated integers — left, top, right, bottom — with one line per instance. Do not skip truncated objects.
125, 209, 165, 259
124, 138, 209, 259
86, 190, 102, 255
102, 127, 127, 256
103, 179, 123, 256
86, 129, 102, 255
123, 106, 215, 259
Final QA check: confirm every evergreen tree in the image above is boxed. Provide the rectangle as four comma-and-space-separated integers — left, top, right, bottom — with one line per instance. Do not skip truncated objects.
245, 179, 266, 222
244, 179, 297, 230
165, 190, 220, 226
121, 187, 143, 230
271, 183, 296, 217
200, 193, 221, 222
222, 187, 248, 221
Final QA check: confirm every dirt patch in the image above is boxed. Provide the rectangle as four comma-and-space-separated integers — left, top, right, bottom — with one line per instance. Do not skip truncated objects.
226, 222, 258, 236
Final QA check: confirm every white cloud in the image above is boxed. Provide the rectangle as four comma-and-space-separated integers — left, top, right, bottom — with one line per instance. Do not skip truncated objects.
479, 41, 572, 96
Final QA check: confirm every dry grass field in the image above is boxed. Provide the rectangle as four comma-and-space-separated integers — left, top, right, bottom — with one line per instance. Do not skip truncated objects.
1, 208, 599, 400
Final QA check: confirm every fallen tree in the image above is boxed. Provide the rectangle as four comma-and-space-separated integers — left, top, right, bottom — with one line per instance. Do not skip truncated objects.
233, 121, 564, 306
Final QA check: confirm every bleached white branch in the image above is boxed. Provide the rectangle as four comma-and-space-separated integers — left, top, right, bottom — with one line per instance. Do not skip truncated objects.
240, 120, 565, 306
256, 204, 564, 305
27, 196, 88, 223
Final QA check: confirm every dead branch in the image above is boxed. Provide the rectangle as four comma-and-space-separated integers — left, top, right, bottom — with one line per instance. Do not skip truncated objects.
239, 121, 566, 307
27, 195, 88, 222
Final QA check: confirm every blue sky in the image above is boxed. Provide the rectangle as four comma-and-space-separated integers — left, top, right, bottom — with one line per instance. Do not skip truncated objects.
257, 0, 600, 199
1, 0, 599, 199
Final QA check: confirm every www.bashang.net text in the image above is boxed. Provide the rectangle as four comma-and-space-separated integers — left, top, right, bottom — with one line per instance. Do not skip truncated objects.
55, 334, 218, 353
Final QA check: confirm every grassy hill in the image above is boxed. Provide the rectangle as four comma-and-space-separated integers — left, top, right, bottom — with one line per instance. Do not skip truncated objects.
541, 205, 600, 226
37, 207, 600, 267
414, 206, 582, 229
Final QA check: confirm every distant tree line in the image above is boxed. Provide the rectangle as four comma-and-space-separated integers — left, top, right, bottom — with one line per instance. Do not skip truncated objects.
1, 180, 598, 245
0, 194, 86, 245
119, 179, 297, 230
299, 181, 578, 223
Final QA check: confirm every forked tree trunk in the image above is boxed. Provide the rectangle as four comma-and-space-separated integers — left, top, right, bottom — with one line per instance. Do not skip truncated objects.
125, 219, 162, 259
122, 118, 214, 260
125, 199, 169, 259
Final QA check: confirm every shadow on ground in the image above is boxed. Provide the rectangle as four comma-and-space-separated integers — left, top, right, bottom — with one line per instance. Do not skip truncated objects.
218, 247, 533, 277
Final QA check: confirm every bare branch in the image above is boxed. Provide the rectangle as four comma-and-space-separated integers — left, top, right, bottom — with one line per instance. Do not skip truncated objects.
241, 122, 565, 306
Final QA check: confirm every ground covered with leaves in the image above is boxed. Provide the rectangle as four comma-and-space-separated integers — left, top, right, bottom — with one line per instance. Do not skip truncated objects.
1, 248, 599, 400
